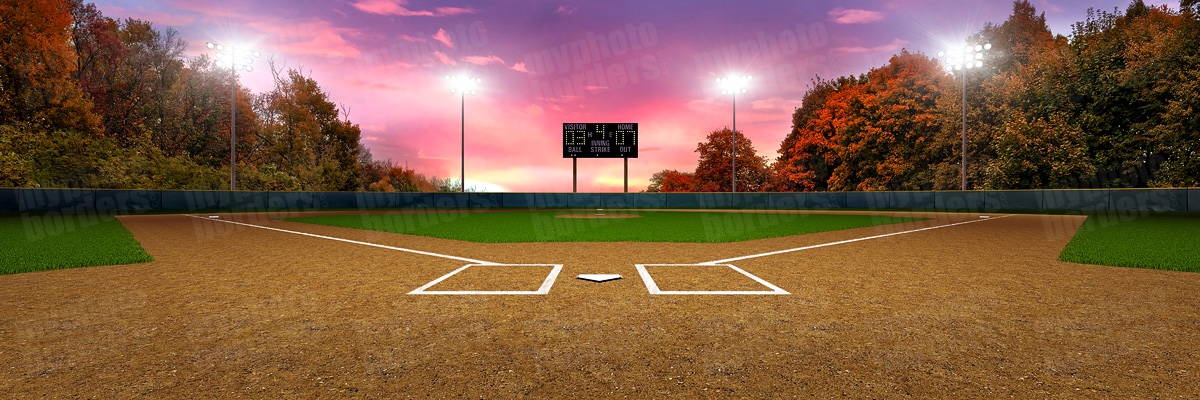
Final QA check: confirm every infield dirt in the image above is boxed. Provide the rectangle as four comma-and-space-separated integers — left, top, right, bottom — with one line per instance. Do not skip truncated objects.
2, 210, 1199, 398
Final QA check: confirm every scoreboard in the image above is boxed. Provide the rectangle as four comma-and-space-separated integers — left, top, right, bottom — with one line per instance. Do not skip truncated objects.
563, 123, 638, 158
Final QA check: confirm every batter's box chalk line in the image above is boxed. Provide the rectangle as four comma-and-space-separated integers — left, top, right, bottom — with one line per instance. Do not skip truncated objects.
408, 264, 564, 295
635, 264, 790, 295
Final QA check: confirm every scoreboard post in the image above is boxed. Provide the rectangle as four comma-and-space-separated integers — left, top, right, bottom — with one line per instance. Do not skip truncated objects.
563, 123, 639, 193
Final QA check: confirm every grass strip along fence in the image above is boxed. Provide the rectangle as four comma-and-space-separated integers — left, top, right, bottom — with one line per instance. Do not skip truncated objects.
278, 211, 926, 243
0, 213, 153, 275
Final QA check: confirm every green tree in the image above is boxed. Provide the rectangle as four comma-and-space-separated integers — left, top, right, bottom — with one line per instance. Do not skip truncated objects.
258, 66, 362, 191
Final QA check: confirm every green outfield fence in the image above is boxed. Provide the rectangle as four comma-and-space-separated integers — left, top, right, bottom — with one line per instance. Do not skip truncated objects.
1, 188, 1197, 213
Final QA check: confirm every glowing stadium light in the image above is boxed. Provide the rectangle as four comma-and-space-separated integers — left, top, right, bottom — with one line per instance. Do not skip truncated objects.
939, 42, 990, 72
206, 41, 261, 191
716, 75, 751, 95
936, 42, 991, 191
715, 74, 752, 192
446, 75, 481, 96
446, 75, 482, 192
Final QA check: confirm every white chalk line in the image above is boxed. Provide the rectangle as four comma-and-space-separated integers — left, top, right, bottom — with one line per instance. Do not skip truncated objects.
185, 214, 494, 264
635, 264, 790, 295
408, 264, 564, 295
701, 214, 1016, 265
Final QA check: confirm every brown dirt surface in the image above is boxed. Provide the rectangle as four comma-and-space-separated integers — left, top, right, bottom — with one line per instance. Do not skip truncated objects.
2, 210, 1200, 398
554, 213, 644, 219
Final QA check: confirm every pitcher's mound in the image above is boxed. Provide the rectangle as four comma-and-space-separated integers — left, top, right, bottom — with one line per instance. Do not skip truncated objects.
555, 213, 643, 219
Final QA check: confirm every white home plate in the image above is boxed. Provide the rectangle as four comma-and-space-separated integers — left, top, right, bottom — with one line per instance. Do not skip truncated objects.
208, 215, 220, 219
577, 274, 622, 282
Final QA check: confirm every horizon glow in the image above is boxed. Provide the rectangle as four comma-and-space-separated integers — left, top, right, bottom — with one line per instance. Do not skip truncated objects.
91, 0, 1151, 192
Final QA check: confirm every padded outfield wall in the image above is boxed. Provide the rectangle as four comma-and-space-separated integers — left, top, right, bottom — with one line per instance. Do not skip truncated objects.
0, 188, 1196, 213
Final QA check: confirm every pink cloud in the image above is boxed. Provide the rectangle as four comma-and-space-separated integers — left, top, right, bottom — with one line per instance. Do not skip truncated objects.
247, 19, 363, 58
510, 62, 530, 73
556, 5, 577, 15
361, 124, 387, 133
834, 38, 909, 53
750, 97, 802, 113
400, 34, 427, 42
433, 28, 454, 48
164, 0, 244, 17
435, 7, 478, 15
351, 0, 433, 16
417, 149, 450, 160
829, 8, 884, 24
432, 51, 457, 65
350, 0, 476, 16
1039, 0, 1063, 12
463, 55, 504, 65
97, 6, 197, 26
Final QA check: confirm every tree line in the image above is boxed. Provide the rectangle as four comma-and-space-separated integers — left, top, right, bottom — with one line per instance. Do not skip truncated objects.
0, 0, 457, 192
649, 0, 1200, 192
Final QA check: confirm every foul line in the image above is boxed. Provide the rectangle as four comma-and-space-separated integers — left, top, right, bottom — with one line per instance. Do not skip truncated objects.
186, 215, 494, 264
701, 214, 1016, 265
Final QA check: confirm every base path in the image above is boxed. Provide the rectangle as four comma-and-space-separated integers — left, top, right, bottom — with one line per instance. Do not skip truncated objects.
1, 210, 1199, 398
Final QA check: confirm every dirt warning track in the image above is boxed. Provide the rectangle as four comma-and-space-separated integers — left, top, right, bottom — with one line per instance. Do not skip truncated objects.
1, 210, 1198, 398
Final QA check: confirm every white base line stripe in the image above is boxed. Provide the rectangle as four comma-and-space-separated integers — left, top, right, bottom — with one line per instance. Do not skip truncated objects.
701, 214, 1015, 265
186, 215, 494, 264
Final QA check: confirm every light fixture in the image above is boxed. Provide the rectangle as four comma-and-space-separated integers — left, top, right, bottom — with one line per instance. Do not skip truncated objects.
716, 74, 752, 192
936, 43, 991, 191
446, 75, 482, 192
206, 41, 261, 191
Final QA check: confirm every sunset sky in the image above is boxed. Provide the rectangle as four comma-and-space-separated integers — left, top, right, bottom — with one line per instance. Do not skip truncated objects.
92, 0, 1168, 192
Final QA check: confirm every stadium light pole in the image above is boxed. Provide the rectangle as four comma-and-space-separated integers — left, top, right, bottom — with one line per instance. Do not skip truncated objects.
717, 75, 751, 192
938, 43, 990, 191
207, 42, 260, 191
446, 75, 480, 193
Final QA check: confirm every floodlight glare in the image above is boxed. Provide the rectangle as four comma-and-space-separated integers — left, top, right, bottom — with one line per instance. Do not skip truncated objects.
446, 75, 481, 94
205, 41, 260, 191
936, 42, 992, 191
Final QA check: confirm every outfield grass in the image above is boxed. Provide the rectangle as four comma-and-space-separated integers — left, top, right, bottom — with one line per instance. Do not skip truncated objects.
278, 211, 926, 243
0, 213, 153, 275
1060, 214, 1200, 272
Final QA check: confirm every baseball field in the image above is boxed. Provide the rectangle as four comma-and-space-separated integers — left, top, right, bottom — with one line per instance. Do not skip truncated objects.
1, 208, 1199, 397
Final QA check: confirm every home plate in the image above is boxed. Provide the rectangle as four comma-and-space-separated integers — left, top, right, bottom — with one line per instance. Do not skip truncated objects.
577, 274, 622, 282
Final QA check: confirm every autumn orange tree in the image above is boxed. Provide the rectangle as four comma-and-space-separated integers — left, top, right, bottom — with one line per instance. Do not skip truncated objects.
692, 128, 769, 192
774, 52, 949, 191
645, 169, 695, 192
0, 0, 100, 134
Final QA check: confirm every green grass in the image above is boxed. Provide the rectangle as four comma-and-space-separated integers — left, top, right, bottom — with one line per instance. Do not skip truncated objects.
0, 213, 153, 275
1060, 214, 1200, 272
278, 210, 926, 243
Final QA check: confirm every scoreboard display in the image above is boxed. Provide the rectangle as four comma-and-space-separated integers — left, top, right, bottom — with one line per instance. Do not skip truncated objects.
563, 123, 638, 158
